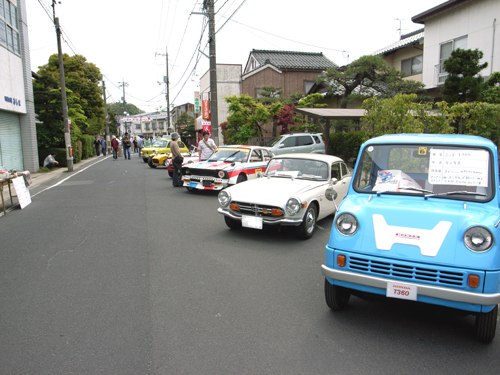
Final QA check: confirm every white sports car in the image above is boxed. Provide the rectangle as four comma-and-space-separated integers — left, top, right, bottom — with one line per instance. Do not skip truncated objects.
182, 145, 272, 191
217, 153, 352, 239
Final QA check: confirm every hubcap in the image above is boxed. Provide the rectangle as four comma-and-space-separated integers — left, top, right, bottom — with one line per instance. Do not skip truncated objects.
305, 209, 316, 233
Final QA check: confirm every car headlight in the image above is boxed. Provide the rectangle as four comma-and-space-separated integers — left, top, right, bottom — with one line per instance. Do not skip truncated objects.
464, 226, 494, 252
335, 213, 359, 236
286, 197, 301, 216
218, 190, 231, 207
218, 170, 225, 178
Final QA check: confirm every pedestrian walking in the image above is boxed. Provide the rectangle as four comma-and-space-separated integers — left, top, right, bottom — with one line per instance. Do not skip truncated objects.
133, 137, 138, 153
101, 138, 107, 156
170, 132, 184, 187
111, 135, 119, 160
94, 136, 101, 156
198, 131, 217, 161
122, 132, 131, 160
137, 135, 144, 158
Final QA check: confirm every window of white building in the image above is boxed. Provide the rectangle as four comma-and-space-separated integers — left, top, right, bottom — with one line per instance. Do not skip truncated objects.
401, 55, 423, 76
0, 0, 20, 54
439, 36, 468, 73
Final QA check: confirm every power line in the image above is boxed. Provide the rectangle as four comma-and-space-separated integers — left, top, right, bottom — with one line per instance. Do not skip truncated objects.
171, 0, 200, 71
215, 0, 247, 33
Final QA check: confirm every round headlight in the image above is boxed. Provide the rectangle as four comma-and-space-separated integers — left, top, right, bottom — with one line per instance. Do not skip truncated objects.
335, 213, 359, 236
464, 226, 493, 252
286, 197, 301, 216
218, 170, 225, 178
218, 190, 231, 207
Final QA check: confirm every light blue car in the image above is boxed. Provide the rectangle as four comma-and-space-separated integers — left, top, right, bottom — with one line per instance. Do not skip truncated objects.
322, 134, 500, 343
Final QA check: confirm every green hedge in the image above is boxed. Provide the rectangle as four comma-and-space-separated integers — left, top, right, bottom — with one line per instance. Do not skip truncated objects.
72, 141, 83, 163
329, 131, 370, 161
80, 135, 95, 159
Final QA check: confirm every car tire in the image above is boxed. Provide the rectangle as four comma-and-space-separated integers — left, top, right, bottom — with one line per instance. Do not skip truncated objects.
324, 278, 351, 311
297, 204, 317, 240
186, 187, 194, 192
142, 158, 148, 163
168, 171, 173, 178
224, 216, 242, 229
475, 304, 498, 343
236, 174, 247, 184
148, 157, 157, 168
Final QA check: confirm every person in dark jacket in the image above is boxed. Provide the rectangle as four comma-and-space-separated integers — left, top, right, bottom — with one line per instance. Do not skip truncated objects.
101, 138, 107, 156
111, 135, 119, 160
94, 136, 101, 156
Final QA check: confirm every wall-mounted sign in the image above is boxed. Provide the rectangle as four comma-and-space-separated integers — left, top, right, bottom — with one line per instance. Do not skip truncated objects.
194, 92, 200, 113
202, 92, 210, 120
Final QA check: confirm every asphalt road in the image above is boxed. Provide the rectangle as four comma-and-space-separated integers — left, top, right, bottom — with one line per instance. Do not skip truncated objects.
1, 154, 499, 374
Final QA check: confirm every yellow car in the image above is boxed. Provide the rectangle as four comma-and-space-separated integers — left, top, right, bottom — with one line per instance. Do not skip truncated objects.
141, 138, 189, 163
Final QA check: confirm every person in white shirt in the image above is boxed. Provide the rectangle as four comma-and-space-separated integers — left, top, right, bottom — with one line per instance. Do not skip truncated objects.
198, 131, 217, 161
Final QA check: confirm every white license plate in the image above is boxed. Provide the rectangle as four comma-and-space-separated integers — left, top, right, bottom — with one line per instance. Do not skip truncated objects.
242, 215, 263, 229
386, 281, 418, 301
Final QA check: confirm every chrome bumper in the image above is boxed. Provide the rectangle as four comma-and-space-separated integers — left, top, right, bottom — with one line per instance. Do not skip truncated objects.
321, 266, 500, 306
217, 207, 303, 226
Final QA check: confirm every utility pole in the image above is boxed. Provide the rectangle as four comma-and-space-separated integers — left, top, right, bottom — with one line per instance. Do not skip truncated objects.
119, 79, 128, 134
52, 1, 73, 171
156, 49, 171, 133
203, 0, 218, 143
102, 80, 110, 152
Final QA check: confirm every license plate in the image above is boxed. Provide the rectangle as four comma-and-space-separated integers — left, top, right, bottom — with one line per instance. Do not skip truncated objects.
189, 182, 197, 188
242, 215, 263, 229
202, 180, 212, 187
386, 281, 417, 301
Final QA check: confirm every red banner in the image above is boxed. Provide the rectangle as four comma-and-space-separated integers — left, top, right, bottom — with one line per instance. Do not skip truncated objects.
202, 92, 210, 120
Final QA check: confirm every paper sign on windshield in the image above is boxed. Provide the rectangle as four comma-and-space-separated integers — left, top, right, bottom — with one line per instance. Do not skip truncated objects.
373, 170, 422, 192
428, 149, 489, 187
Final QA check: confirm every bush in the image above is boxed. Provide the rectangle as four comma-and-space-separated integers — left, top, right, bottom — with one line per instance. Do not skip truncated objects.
80, 135, 95, 159
38, 147, 67, 167
72, 141, 83, 163
329, 131, 369, 161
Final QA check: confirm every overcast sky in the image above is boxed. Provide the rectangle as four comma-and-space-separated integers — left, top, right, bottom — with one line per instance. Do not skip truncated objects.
26, 0, 445, 113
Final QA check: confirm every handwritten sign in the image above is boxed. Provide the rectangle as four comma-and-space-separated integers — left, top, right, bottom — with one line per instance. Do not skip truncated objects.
12, 177, 31, 209
428, 149, 489, 187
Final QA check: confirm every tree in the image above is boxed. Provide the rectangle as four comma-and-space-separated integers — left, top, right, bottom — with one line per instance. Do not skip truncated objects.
442, 49, 488, 103
224, 95, 270, 144
318, 55, 426, 108
176, 112, 195, 133
481, 72, 500, 104
108, 102, 144, 116
256, 85, 283, 104
362, 94, 453, 136
445, 101, 500, 140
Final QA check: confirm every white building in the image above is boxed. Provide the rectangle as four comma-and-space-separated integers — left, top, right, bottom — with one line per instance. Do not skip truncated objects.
412, 0, 500, 90
200, 64, 242, 145
1, 0, 38, 172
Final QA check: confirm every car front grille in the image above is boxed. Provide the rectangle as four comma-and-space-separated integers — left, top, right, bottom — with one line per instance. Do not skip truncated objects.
348, 256, 465, 286
186, 168, 219, 177
232, 201, 284, 217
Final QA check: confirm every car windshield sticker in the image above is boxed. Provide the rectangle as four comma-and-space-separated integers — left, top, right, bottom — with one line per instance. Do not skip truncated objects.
428, 149, 489, 187
220, 148, 250, 153
373, 170, 422, 192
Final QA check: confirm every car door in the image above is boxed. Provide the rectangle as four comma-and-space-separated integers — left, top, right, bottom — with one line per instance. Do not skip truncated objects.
296, 135, 315, 153
331, 162, 349, 207
277, 136, 297, 155
248, 149, 266, 178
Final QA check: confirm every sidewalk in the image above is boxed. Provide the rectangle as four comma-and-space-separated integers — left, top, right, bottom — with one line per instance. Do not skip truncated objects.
1, 155, 107, 214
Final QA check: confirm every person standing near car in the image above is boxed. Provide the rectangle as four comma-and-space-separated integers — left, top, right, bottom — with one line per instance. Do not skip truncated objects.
198, 131, 217, 161
122, 132, 131, 160
170, 132, 184, 187
137, 135, 144, 158
111, 135, 119, 160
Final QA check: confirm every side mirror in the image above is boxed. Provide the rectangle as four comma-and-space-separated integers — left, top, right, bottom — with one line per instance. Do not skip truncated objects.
256, 171, 264, 178
279, 143, 285, 148
231, 162, 236, 167
331, 178, 338, 185
325, 186, 338, 201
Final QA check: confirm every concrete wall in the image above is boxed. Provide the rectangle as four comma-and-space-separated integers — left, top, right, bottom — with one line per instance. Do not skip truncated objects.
421, 0, 500, 89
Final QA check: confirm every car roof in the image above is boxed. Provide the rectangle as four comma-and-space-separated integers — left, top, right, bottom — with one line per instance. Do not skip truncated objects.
366, 133, 495, 149
219, 145, 264, 149
273, 153, 343, 163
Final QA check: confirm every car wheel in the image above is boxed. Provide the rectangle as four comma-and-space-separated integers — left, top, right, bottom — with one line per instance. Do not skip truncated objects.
324, 278, 351, 311
186, 187, 194, 192
297, 204, 317, 240
142, 158, 148, 163
224, 216, 242, 229
148, 157, 157, 168
475, 304, 498, 343
236, 174, 247, 184
168, 171, 173, 178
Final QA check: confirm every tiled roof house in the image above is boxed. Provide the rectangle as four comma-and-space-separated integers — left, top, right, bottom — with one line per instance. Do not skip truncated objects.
241, 49, 337, 98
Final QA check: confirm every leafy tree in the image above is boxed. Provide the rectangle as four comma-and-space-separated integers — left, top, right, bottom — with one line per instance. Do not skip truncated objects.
276, 105, 295, 134
481, 72, 500, 104
107, 108, 118, 136
362, 94, 453, 136
224, 95, 270, 144
318, 55, 426, 108
445, 101, 500, 140
176, 112, 195, 132
108, 102, 144, 116
442, 49, 488, 103
256, 85, 283, 104
36, 53, 105, 125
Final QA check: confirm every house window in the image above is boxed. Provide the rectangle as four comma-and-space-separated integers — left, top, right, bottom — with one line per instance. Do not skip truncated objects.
439, 36, 468, 73
135, 124, 140, 130
0, 0, 20, 54
145, 123, 149, 130
159, 121, 164, 129
304, 80, 315, 93
401, 55, 422, 76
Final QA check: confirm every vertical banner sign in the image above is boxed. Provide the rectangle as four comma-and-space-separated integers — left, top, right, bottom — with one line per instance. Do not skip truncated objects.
194, 92, 200, 113
202, 121, 212, 136
202, 92, 210, 120
12, 177, 31, 209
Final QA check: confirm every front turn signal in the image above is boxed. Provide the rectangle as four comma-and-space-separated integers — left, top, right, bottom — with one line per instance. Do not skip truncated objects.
337, 255, 346, 267
468, 274, 479, 289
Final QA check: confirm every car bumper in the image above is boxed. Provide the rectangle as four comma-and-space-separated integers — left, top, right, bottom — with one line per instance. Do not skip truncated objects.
217, 207, 303, 226
321, 266, 500, 306
183, 177, 227, 190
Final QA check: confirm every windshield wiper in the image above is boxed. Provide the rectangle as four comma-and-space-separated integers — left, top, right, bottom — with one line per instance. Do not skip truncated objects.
222, 152, 240, 162
425, 191, 487, 199
376, 187, 433, 196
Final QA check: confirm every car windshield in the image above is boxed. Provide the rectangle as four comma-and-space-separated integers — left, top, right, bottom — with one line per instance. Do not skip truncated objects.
207, 148, 249, 162
353, 144, 493, 202
265, 158, 329, 180
152, 141, 167, 147
267, 136, 284, 147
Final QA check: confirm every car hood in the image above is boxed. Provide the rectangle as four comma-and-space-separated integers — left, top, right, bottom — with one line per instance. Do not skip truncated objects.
330, 194, 500, 270
186, 161, 235, 170
226, 177, 326, 206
